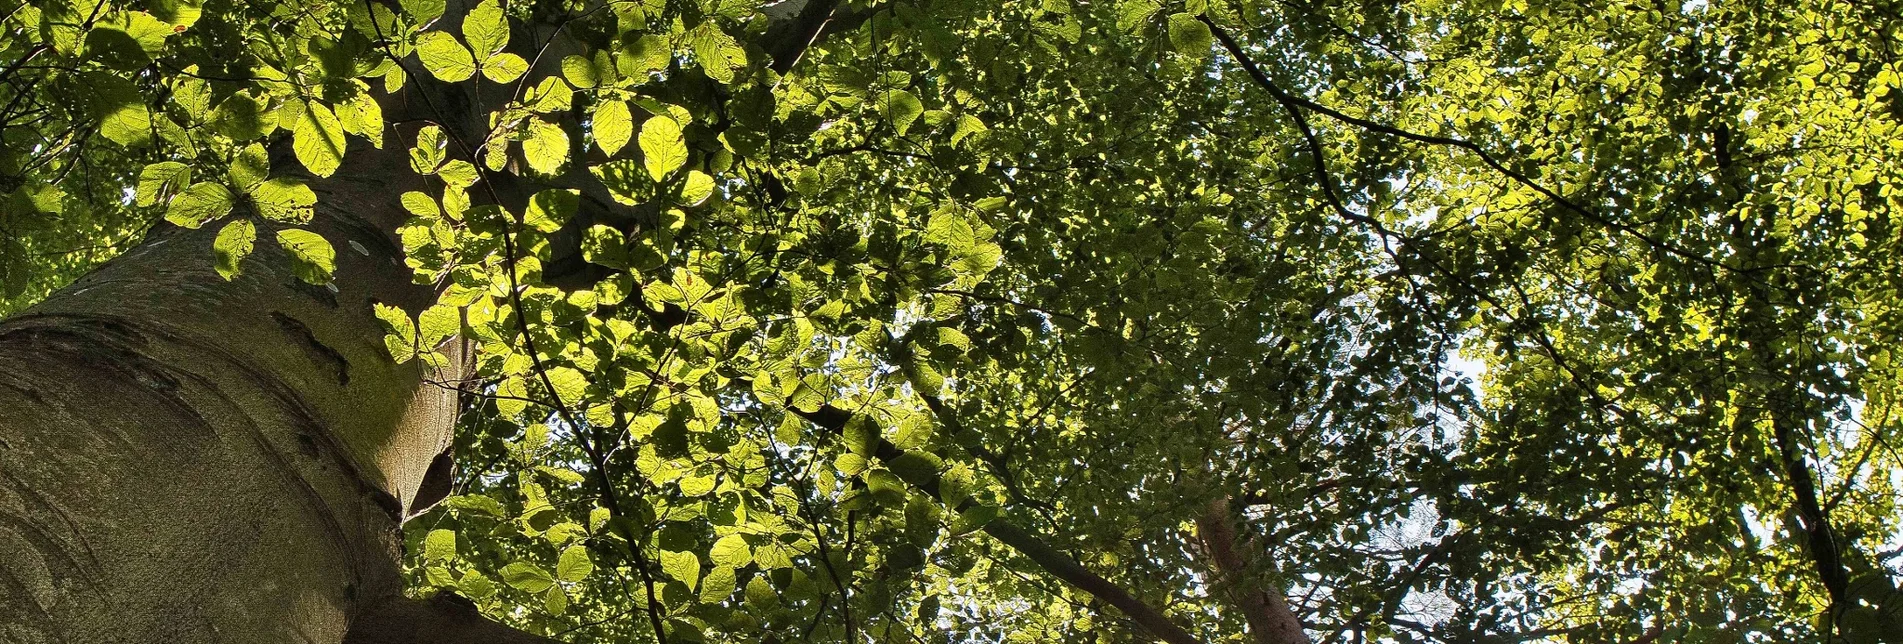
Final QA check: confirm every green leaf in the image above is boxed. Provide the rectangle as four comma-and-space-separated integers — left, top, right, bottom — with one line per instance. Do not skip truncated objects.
699, 566, 736, 602
209, 92, 271, 141
524, 189, 577, 234
878, 90, 924, 136
87, 11, 170, 70
293, 102, 346, 178
373, 302, 418, 363
952, 114, 988, 147
229, 143, 270, 191
482, 52, 528, 83
423, 529, 457, 561
523, 120, 570, 175
678, 171, 716, 206
689, 23, 747, 84
400, 0, 445, 21
444, 494, 505, 517
951, 504, 999, 535
618, 35, 670, 78
418, 304, 460, 345
500, 562, 554, 593
525, 77, 573, 113
417, 31, 476, 82
151, 0, 204, 28
462, 0, 509, 57
459, 571, 496, 599
834, 452, 869, 475
136, 162, 191, 208
165, 182, 234, 228
561, 55, 598, 88
80, 72, 151, 147
411, 125, 447, 174
1118, 0, 1162, 31
710, 534, 751, 569
401, 192, 440, 219
660, 550, 700, 591
174, 77, 213, 122
594, 101, 634, 156
939, 463, 975, 506
936, 327, 973, 352
556, 544, 592, 582
953, 241, 1004, 281
1167, 13, 1212, 59
251, 178, 318, 223
438, 160, 481, 187
582, 225, 630, 269
745, 576, 778, 608
336, 88, 384, 148
275, 228, 336, 284
544, 365, 587, 404
639, 116, 687, 181
212, 219, 255, 280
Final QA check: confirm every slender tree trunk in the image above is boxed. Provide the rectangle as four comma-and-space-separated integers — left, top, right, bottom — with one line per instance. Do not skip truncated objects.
0, 122, 495, 641
1195, 497, 1311, 644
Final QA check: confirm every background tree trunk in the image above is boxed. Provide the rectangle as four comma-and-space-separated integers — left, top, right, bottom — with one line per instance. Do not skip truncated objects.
1196, 497, 1311, 644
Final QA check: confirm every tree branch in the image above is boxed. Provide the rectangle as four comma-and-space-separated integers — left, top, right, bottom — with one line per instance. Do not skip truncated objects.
777, 398, 1205, 644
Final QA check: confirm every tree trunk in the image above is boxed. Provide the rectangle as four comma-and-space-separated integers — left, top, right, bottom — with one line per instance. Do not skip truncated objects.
1195, 497, 1310, 644
0, 127, 476, 642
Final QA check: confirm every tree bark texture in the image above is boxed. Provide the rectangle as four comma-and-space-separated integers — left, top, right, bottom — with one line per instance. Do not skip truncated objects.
0, 122, 477, 641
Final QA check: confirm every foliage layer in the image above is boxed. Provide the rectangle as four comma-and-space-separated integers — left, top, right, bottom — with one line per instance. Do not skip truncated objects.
3, 0, 1902, 642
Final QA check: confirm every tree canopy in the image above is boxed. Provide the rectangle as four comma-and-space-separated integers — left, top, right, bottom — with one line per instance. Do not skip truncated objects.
3, 0, 1902, 642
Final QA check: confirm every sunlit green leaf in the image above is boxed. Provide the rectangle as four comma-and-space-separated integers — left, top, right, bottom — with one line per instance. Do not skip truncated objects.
417, 31, 476, 82
639, 116, 686, 181
293, 102, 347, 178
500, 562, 554, 593
556, 544, 592, 582
165, 182, 234, 228
523, 120, 570, 175
523, 188, 577, 234
251, 178, 318, 223
212, 219, 255, 280
136, 162, 191, 208
462, 0, 509, 57
594, 101, 634, 156
1167, 13, 1212, 59
275, 228, 336, 284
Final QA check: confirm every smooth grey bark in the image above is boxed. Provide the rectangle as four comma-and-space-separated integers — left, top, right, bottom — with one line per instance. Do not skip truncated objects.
0, 115, 505, 641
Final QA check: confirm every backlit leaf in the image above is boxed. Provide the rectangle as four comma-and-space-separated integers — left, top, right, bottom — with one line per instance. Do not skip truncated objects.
275, 228, 336, 284
462, 0, 508, 57
136, 162, 190, 207
523, 120, 570, 175
212, 219, 255, 280
594, 100, 633, 156
500, 562, 554, 593
417, 31, 476, 82
639, 116, 686, 181
292, 102, 346, 177
556, 545, 592, 582
165, 182, 234, 228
